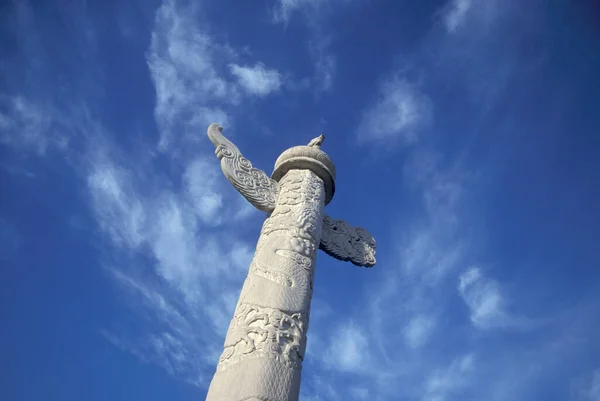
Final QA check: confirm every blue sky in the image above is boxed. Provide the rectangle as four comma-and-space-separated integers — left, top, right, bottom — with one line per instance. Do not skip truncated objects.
1, 0, 600, 400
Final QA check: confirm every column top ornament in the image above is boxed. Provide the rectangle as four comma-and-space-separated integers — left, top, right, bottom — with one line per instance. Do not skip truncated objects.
272, 143, 336, 205
206, 123, 375, 267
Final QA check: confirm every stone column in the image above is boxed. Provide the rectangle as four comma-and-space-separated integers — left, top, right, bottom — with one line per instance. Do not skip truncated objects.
205, 146, 336, 401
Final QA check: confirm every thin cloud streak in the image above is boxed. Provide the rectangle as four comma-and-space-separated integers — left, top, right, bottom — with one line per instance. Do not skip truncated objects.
229, 63, 283, 96
147, 0, 285, 150
323, 322, 368, 373
271, 0, 342, 92
85, 134, 255, 383
0, 96, 69, 155
271, 0, 325, 25
580, 369, 600, 401
404, 315, 437, 349
442, 0, 473, 33
422, 354, 475, 401
357, 76, 432, 145
147, 0, 238, 150
458, 267, 545, 331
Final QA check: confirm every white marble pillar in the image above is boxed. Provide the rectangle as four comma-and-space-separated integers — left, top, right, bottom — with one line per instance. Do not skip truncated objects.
204, 124, 375, 401
205, 168, 325, 401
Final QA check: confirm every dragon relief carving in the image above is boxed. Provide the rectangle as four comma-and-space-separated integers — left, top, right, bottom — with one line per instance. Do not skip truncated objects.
218, 303, 306, 371
247, 171, 322, 309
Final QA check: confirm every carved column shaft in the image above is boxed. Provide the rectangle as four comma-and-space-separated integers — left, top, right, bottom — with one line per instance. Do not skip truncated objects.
204, 123, 375, 400
205, 169, 325, 401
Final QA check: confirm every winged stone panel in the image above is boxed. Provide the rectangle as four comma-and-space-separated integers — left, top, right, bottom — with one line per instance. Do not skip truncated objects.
207, 123, 279, 213
319, 215, 376, 267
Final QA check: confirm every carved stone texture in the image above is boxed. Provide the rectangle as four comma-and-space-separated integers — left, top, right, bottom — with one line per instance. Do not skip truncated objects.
207, 123, 279, 213
319, 216, 377, 267
205, 169, 325, 401
272, 145, 335, 206
217, 304, 305, 371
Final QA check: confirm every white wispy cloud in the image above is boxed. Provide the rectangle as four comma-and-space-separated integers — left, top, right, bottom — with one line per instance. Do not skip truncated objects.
85, 140, 256, 382
323, 322, 368, 373
404, 315, 436, 349
442, 0, 472, 33
439, 0, 507, 35
458, 267, 505, 329
271, 0, 339, 92
0, 96, 68, 155
147, 0, 238, 150
571, 368, 600, 401
301, 375, 340, 401
87, 163, 147, 249
99, 271, 216, 385
401, 225, 465, 286
458, 267, 540, 331
308, 36, 336, 92
583, 369, 600, 401
147, 0, 286, 150
183, 158, 224, 225
188, 108, 232, 137
229, 63, 283, 96
400, 149, 467, 283
349, 387, 370, 400
271, 0, 324, 25
430, 0, 520, 117
357, 76, 432, 145
87, 145, 252, 296
422, 354, 475, 401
